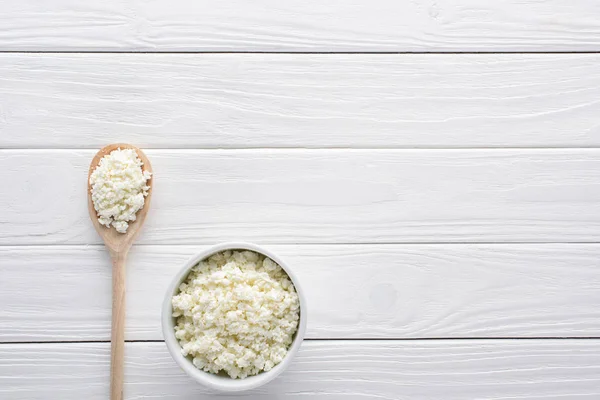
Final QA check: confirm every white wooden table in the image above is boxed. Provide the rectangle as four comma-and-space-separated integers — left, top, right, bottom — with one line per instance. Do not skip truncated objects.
1, 1, 600, 399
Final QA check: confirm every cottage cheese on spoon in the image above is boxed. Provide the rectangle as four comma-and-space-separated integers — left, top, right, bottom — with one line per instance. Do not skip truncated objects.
89, 148, 152, 233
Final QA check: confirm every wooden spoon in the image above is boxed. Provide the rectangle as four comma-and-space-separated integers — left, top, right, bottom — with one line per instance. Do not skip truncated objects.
87, 143, 153, 400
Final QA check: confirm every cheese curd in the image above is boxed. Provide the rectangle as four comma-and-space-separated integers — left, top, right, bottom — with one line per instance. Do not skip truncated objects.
172, 250, 300, 379
89, 148, 151, 233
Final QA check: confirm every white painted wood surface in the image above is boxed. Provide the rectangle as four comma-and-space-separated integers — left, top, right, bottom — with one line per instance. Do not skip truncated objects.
2, 341, 599, 399
1, 244, 599, 341
2, 0, 599, 397
1, 149, 599, 245
2, 54, 600, 149
1, 1, 600, 52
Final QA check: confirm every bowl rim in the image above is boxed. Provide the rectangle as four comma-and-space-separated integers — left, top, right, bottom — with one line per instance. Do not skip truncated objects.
161, 242, 307, 392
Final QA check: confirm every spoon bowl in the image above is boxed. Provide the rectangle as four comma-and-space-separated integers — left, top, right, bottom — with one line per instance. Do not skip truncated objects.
87, 143, 153, 256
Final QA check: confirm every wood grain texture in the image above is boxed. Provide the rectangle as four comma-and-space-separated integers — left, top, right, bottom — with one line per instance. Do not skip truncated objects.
1, 341, 599, 399
1, 244, 599, 341
2, 54, 600, 148
1, 149, 599, 245
1, 1, 600, 52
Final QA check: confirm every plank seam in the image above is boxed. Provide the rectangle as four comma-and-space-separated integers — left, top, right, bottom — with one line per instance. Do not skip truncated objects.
3, 147, 600, 151
2, 51, 600, 55
3, 148, 600, 152
3, 337, 600, 345
2, 242, 600, 248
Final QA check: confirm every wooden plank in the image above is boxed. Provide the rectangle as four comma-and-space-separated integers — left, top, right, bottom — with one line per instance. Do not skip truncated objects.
1, 341, 599, 399
2, 54, 600, 148
1, 149, 599, 245
1, 1, 600, 51
1, 244, 599, 341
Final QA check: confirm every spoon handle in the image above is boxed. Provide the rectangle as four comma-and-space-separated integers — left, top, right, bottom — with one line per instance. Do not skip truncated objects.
110, 251, 127, 400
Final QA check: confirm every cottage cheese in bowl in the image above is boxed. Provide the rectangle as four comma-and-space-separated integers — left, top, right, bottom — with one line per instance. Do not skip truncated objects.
163, 243, 307, 392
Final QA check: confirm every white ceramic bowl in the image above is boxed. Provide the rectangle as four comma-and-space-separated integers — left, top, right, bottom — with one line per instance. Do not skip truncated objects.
162, 242, 307, 392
